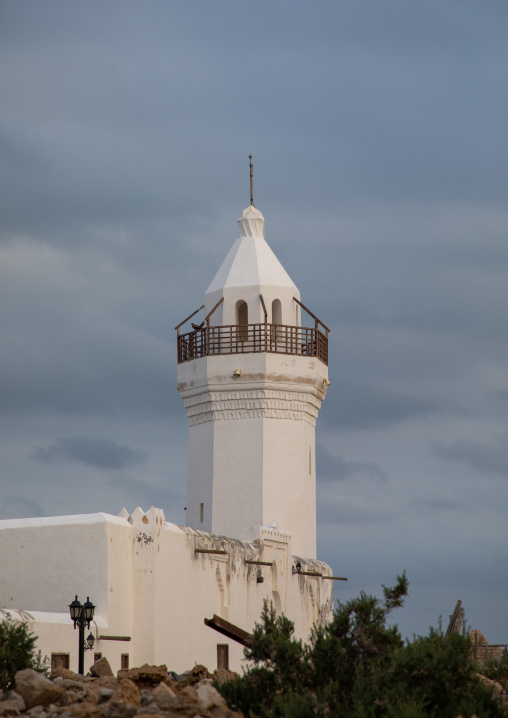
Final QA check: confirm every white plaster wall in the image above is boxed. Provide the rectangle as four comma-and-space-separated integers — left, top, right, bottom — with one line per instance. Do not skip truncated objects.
0, 515, 114, 618
262, 417, 316, 559
178, 352, 328, 558
211, 417, 264, 538
186, 422, 214, 532
0, 511, 334, 675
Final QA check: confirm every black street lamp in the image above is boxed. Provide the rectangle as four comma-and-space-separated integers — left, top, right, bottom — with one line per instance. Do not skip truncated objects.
68, 595, 96, 674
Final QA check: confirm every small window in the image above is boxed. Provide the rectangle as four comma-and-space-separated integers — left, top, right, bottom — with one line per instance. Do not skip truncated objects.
217, 644, 229, 670
94, 652, 102, 663
121, 654, 129, 670
51, 653, 70, 672
200, 503, 204, 523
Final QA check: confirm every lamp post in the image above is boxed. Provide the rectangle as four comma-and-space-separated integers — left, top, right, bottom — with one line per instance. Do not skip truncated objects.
68, 596, 96, 674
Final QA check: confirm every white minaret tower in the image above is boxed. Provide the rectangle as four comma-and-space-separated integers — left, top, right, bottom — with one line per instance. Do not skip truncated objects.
176, 163, 330, 558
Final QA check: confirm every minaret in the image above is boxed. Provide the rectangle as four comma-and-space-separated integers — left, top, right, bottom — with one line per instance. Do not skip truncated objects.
176, 171, 330, 558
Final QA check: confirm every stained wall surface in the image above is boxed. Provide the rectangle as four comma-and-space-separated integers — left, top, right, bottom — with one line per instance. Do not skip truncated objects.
0, 507, 333, 674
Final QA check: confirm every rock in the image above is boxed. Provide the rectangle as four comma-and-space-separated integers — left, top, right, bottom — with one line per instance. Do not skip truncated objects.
212, 669, 238, 685
117, 665, 168, 688
177, 665, 211, 689
97, 687, 115, 704
168, 670, 189, 683
150, 693, 180, 712
178, 686, 200, 705
90, 657, 114, 678
98, 677, 118, 690
62, 704, 103, 718
54, 679, 88, 691
152, 682, 176, 699
476, 673, 504, 698
49, 669, 81, 682
15, 669, 65, 709
197, 684, 228, 712
0, 690, 26, 717
103, 700, 138, 718
60, 691, 82, 706
111, 679, 141, 708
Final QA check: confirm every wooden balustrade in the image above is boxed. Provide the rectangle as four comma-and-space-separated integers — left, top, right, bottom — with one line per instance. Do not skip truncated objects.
177, 323, 328, 365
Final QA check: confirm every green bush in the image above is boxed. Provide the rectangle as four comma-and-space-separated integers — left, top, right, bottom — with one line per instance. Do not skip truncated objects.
474, 650, 508, 690
217, 573, 506, 718
0, 614, 49, 691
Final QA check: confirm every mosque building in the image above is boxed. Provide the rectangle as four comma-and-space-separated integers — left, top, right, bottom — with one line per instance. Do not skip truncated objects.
0, 177, 337, 674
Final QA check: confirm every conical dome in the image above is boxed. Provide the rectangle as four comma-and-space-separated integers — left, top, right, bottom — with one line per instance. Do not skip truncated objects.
205, 206, 297, 295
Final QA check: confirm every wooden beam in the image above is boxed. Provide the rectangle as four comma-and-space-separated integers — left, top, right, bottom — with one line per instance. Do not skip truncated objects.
297, 570, 322, 577
322, 576, 348, 581
204, 615, 252, 647
445, 600, 463, 639
259, 294, 268, 322
205, 296, 224, 322
98, 635, 131, 642
195, 549, 229, 555
175, 305, 204, 332
245, 559, 274, 567
293, 296, 330, 333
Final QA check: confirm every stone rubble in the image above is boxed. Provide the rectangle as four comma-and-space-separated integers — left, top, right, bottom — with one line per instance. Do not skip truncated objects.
0, 666, 242, 718
1, 664, 507, 717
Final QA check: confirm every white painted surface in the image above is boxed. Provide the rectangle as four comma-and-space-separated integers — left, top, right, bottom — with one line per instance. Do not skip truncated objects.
0, 509, 334, 674
0, 204, 333, 676
180, 205, 329, 558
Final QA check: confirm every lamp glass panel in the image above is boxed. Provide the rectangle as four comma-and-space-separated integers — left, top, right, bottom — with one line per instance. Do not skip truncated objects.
83, 598, 95, 622
69, 597, 82, 621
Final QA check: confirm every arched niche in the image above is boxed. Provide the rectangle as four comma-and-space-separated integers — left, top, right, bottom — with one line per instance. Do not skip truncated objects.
236, 300, 248, 326
271, 298, 282, 326
236, 300, 248, 342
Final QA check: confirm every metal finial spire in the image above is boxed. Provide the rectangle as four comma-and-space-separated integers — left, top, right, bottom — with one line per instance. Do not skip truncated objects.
249, 154, 253, 206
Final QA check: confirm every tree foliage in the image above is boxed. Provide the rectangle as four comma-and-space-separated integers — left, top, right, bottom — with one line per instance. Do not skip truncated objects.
218, 573, 506, 717
0, 614, 48, 691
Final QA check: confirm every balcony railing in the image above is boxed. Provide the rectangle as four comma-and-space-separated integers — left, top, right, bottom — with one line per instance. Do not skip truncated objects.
177, 323, 328, 365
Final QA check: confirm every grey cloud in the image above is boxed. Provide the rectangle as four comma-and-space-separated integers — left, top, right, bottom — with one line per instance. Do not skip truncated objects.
105, 474, 186, 521
323, 380, 441, 432
317, 494, 394, 526
0, 496, 46, 520
317, 444, 387, 483
413, 495, 463, 512
491, 389, 508, 406
1, 0, 508, 648
31, 437, 149, 470
434, 435, 508, 478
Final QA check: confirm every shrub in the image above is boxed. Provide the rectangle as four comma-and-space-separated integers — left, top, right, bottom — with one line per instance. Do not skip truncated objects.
474, 650, 508, 690
0, 613, 49, 691
217, 573, 506, 718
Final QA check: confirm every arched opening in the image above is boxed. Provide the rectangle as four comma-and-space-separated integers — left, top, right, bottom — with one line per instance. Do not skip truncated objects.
236, 300, 248, 342
236, 300, 248, 326
271, 298, 282, 325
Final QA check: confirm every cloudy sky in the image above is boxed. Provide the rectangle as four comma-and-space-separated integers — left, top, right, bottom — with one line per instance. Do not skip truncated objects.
1, 1, 507, 643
